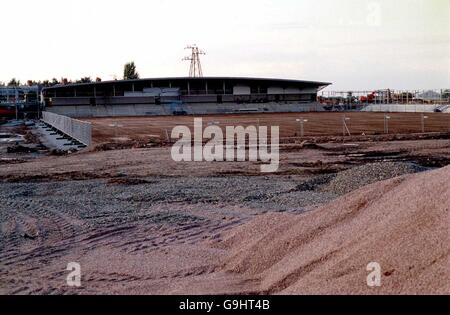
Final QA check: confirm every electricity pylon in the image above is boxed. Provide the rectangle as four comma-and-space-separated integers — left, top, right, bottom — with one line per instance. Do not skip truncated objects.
182, 45, 206, 77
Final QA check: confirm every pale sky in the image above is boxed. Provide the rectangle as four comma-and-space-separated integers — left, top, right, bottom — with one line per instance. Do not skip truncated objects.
0, 0, 449, 90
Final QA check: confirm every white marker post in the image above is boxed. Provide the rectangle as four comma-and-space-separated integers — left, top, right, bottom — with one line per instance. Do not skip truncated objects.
296, 118, 308, 138
342, 115, 351, 139
384, 115, 391, 134
421, 114, 429, 133
108, 122, 124, 142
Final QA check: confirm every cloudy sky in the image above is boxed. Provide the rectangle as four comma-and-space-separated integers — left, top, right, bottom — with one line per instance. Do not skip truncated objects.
1, 0, 449, 90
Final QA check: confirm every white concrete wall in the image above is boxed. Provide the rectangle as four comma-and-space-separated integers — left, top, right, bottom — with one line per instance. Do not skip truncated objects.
361, 104, 450, 113
42, 111, 92, 146
46, 102, 324, 118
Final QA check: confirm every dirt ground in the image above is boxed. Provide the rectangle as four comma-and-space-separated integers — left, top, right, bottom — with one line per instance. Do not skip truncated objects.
1, 136, 450, 181
0, 114, 449, 295
85, 112, 450, 145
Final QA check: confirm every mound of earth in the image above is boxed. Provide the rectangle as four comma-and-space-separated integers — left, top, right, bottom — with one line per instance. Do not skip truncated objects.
216, 166, 449, 294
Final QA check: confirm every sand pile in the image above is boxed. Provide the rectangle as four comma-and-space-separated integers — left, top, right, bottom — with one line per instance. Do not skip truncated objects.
217, 166, 449, 294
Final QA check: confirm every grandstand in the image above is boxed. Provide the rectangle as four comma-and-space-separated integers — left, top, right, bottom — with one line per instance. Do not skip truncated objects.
41, 77, 330, 118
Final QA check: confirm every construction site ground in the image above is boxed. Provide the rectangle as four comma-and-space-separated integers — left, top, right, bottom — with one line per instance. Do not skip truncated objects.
0, 112, 449, 294
85, 112, 450, 145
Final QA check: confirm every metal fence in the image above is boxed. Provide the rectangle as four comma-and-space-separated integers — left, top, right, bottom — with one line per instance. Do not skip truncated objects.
42, 111, 92, 146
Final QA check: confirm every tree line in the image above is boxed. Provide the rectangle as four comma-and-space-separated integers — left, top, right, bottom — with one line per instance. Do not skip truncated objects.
0, 62, 140, 87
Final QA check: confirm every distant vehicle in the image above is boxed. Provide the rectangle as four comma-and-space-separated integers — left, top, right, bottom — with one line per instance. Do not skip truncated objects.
360, 92, 376, 103
173, 110, 188, 116
360, 90, 393, 104
168, 100, 187, 116
0, 104, 16, 117
434, 105, 450, 113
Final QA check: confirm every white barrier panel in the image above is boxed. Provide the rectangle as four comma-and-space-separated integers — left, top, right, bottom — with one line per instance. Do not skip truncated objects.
42, 111, 92, 146
361, 104, 449, 113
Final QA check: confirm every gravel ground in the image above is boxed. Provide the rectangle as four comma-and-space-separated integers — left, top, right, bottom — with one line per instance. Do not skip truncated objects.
0, 175, 337, 294
322, 162, 428, 195
1, 117, 449, 294
297, 162, 428, 196
0, 161, 430, 294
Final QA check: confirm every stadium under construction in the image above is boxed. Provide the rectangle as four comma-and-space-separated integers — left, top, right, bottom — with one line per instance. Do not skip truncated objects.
41, 77, 331, 118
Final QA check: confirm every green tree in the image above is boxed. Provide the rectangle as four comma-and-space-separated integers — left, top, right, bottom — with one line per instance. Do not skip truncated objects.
7, 78, 20, 86
75, 77, 92, 84
80, 77, 92, 83
27, 80, 41, 86
123, 62, 139, 80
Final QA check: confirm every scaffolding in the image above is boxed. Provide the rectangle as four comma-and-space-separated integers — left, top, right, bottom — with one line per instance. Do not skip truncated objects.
318, 89, 450, 111
0, 86, 41, 118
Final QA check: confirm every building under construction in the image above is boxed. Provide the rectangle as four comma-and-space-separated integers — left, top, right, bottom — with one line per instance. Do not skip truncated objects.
41, 77, 331, 118
0, 86, 41, 118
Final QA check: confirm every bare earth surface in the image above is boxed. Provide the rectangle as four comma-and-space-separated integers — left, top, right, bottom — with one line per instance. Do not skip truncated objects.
85, 112, 450, 144
0, 115, 449, 295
